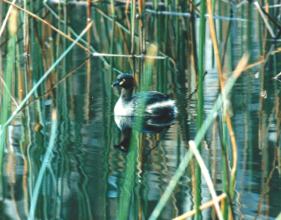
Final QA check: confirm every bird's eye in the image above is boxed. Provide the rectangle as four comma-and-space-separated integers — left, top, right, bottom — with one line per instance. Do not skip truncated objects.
119, 79, 126, 85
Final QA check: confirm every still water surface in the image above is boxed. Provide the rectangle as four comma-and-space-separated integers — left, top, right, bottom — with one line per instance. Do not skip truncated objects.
1, 3, 281, 220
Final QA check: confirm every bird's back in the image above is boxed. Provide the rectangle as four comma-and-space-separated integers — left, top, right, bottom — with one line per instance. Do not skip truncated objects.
132, 91, 177, 117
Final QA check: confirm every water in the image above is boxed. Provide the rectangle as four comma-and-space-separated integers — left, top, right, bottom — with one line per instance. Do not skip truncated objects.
1, 2, 281, 220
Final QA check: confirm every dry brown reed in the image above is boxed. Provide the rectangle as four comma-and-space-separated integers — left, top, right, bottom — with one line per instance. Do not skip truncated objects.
205, 1, 244, 218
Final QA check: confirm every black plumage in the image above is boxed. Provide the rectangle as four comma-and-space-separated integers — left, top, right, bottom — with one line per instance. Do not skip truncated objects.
113, 73, 177, 117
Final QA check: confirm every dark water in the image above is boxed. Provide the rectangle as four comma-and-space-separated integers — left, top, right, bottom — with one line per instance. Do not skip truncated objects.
1, 3, 281, 220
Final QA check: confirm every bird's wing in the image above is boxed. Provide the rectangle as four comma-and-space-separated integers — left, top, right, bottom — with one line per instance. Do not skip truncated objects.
132, 91, 169, 106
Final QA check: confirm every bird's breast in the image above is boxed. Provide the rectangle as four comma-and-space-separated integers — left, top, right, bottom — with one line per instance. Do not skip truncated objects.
114, 98, 134, 116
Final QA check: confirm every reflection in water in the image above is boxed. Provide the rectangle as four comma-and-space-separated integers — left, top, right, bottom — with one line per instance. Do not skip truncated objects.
111, 112, 185, 219
114, 115, 176, 152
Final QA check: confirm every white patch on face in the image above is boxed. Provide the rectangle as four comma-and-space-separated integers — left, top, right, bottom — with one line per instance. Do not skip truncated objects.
146, 100, 176, 113
114, 98, 134, 116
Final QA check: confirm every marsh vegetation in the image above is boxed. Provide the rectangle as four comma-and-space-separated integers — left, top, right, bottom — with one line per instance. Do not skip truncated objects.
0, 0, 281, 219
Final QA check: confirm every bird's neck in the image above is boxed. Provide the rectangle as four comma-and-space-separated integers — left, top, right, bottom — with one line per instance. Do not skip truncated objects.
121, 88, 133, 101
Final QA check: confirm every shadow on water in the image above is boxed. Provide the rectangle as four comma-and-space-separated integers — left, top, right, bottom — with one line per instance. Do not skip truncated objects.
110, 114, 186, 220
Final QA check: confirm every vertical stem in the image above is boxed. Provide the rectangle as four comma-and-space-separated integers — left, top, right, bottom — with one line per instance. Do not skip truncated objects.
85, 0, 92, 121
110, 0, 115, 15
117, 131, 140, 220
117, 45, 157, 220
206, 0, 240, 219
194, 0, 206, 218
0, 1, 3, 72
138, 0, 145, 54
0, 7, 17, 175
221, 123, 229, 219
22, 0, 31, 215
28, 110, 58, 220
153, 0, 158, 10
198, 0, 206, 96
130, 0, 136, 55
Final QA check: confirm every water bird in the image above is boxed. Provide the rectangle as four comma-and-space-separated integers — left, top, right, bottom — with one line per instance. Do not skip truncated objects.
112, 73, 177, 152
112, 73, 177, 118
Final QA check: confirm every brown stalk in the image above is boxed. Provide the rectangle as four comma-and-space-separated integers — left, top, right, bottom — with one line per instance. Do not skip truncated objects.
206, 0, 247, 219
125, 0, 130, 14
138, 0, 143, 15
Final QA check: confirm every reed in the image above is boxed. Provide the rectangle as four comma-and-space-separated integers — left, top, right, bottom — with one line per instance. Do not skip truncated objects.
206, 1, 241, 218
0, 7, 17, 174
130, 0, 136, 55
116, 130, 140, 220
0, 22, 93, 136
149, 54, 249, 220
0, 1, 280, 219
117, 44, 158, 220
0, 0, 16, 38
28, 110, 58, 220
194, 0, 207, 218
2, 0, 91, 53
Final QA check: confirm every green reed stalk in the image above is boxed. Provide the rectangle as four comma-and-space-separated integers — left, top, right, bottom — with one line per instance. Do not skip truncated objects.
164, 0, 169, 10
221, 123, 229, 219
117, 131, 140, 220
29, 2, 45, 163
0, 8, 17, 174
197, 0, 206, 133
153, 0, 158, 10
148, 54, 248, 219
175, 0, 179, 9
110, 0, 115, 15
0, 3, 2, 72
0, 22, 92, 136
130, 0, 136, 55
117, 45, 157, 220
100, 15, 117, 219
21, 0, 32, 215
194, 0, 207, 218
156, 15, 167, 93
246, 2, 253, 58
53, 4, 74, 218
55, 1, 68, 114
84, 0, 92, 121
28, 110, 58, 220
